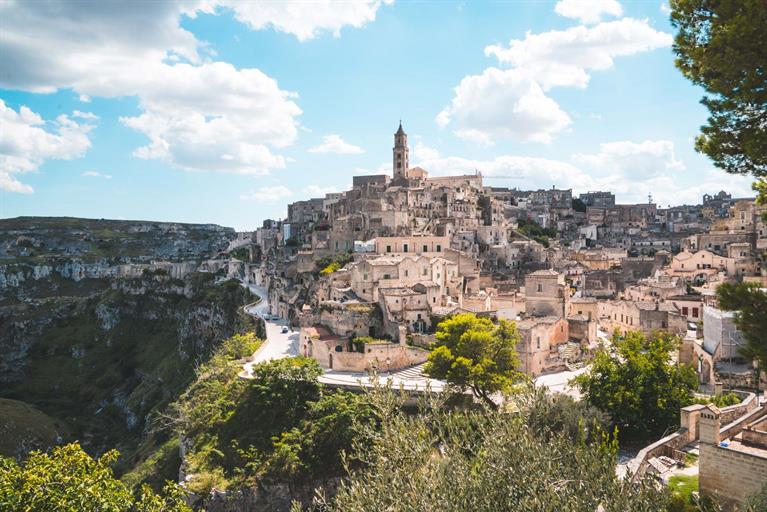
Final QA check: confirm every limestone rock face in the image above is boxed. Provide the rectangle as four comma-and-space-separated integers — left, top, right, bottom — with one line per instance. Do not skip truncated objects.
0, 216, 254, 460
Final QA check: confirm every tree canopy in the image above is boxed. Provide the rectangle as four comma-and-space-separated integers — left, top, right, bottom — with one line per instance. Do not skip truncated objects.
716, 282, 767, 376
671, 0, 767, 185
573, 331, 698, 443
305, 388, 669, 512
0, 443, 190, 512
425, 313, 522, 408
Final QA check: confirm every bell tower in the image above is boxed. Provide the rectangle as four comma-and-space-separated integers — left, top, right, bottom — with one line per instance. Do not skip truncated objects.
393, 121, 409, 181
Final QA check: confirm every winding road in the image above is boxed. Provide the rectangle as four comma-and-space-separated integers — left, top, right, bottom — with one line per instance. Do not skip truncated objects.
237, 281, 589, 396
238, 283, 299, 379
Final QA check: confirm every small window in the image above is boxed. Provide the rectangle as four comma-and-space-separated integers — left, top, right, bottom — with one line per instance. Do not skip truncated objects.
423, 268, 428, 276
693, 307, 699, 318
386, 245, 391, 252
403, 244, 409, 253
536, 337, 541, 349
404, 270, 409, 277
423, 244, 428, 252
537, 283, 543, 293
436, 244, 442, 252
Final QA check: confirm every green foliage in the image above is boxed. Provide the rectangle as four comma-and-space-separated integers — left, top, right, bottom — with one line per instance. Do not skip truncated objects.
266, 391, 377, 481
0, 443, 190, 512
693, 392, 741, 408
671, 0, 767, 178
572, 197, 587, 213
516, 217, 557, 247
742, 484, 767, 512
716, 282, 767, 373
351, 336, 389, 352
573, 331, 698, 443
0, 271, 257, 477
174, 352, 370, 494
306, 389, 670, 512
317, 252, 353, 275
285, 238, 300, 247
425, 313, 522, 408
517, 385, 611, 444
671, 0, 767, 210
229, 246, 251, 262
667, 474, 699, 512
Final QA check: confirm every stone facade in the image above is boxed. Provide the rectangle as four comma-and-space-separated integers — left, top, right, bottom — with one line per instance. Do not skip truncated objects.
699, 406, 767, 509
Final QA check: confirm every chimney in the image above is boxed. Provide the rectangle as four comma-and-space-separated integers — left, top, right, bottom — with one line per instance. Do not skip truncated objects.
698, 405, 721, 445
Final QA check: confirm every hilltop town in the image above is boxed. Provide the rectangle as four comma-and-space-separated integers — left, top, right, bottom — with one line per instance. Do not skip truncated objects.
241, 123, 765, 384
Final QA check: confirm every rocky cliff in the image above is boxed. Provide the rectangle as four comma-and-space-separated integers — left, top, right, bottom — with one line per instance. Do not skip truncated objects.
0, 217, 258, 480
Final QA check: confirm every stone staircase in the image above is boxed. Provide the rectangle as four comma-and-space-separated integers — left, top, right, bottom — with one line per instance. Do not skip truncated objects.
390, 363, 428, 380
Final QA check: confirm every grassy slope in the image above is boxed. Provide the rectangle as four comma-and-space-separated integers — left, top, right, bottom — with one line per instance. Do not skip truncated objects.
1, 275, 258, 480
0, 398, 69, 459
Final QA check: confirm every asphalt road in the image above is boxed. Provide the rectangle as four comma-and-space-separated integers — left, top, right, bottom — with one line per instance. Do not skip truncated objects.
239, 284, 299, 379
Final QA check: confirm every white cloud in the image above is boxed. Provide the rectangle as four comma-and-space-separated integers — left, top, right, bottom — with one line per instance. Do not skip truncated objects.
412, 140, 441, 161
436, 67, 572, 144
72, 110, 99, 121
554, 0, 622, 24
240, 185, 293, 202
0, 100, 94, 193
660, 3, 672, 15
438, 17, 671, 144
308, 134, 365, 155
0, 1, 302, 176
413, 151, 597, 192
354, 162, 390, 174
218, 0, 394, 42
82, 170, 112, 179
303, 184, 338, 196
484, 18, 672, 90
410, 137, 746, 207
572, 139, 684, 178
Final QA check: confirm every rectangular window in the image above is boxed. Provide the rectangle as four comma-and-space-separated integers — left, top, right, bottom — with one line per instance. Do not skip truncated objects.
423, 244, 428, 252
386, 245, 391, 252
423, 268, 428, 276
682, 307, 689, 316
692, 307, 699, 318
536, 337, 541, 349
436, 244, 442, 252
403, 244, 409, 253
537, 283, 542, 292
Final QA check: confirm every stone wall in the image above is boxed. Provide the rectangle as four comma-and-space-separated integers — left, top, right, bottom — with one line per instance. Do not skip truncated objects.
699, 443, 767, 508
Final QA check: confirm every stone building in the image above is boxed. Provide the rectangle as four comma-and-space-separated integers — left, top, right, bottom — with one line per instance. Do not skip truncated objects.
515, 316, 570, 376
524, 269, 569, 318
299, 326, 428, 372
698, 405, 767, 509
599, 300, 687, 337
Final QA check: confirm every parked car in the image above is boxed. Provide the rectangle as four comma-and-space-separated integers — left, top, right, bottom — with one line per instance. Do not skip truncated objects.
688, 322, 698, 331
281, 326, 289, 334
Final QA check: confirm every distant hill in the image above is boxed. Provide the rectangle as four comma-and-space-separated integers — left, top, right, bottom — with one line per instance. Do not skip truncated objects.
0, 216, 235, 262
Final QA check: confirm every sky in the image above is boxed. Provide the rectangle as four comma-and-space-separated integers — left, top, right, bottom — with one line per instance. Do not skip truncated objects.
0, 0, 755, 231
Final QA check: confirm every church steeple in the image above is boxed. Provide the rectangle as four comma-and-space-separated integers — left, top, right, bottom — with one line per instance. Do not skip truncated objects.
393, 121, 409, 181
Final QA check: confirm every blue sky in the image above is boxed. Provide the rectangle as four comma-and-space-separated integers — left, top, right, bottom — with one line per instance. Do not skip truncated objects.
0, 0, 754, 230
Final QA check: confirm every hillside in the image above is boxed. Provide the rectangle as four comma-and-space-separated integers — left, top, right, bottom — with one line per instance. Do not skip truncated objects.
0, 217, 259, 480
